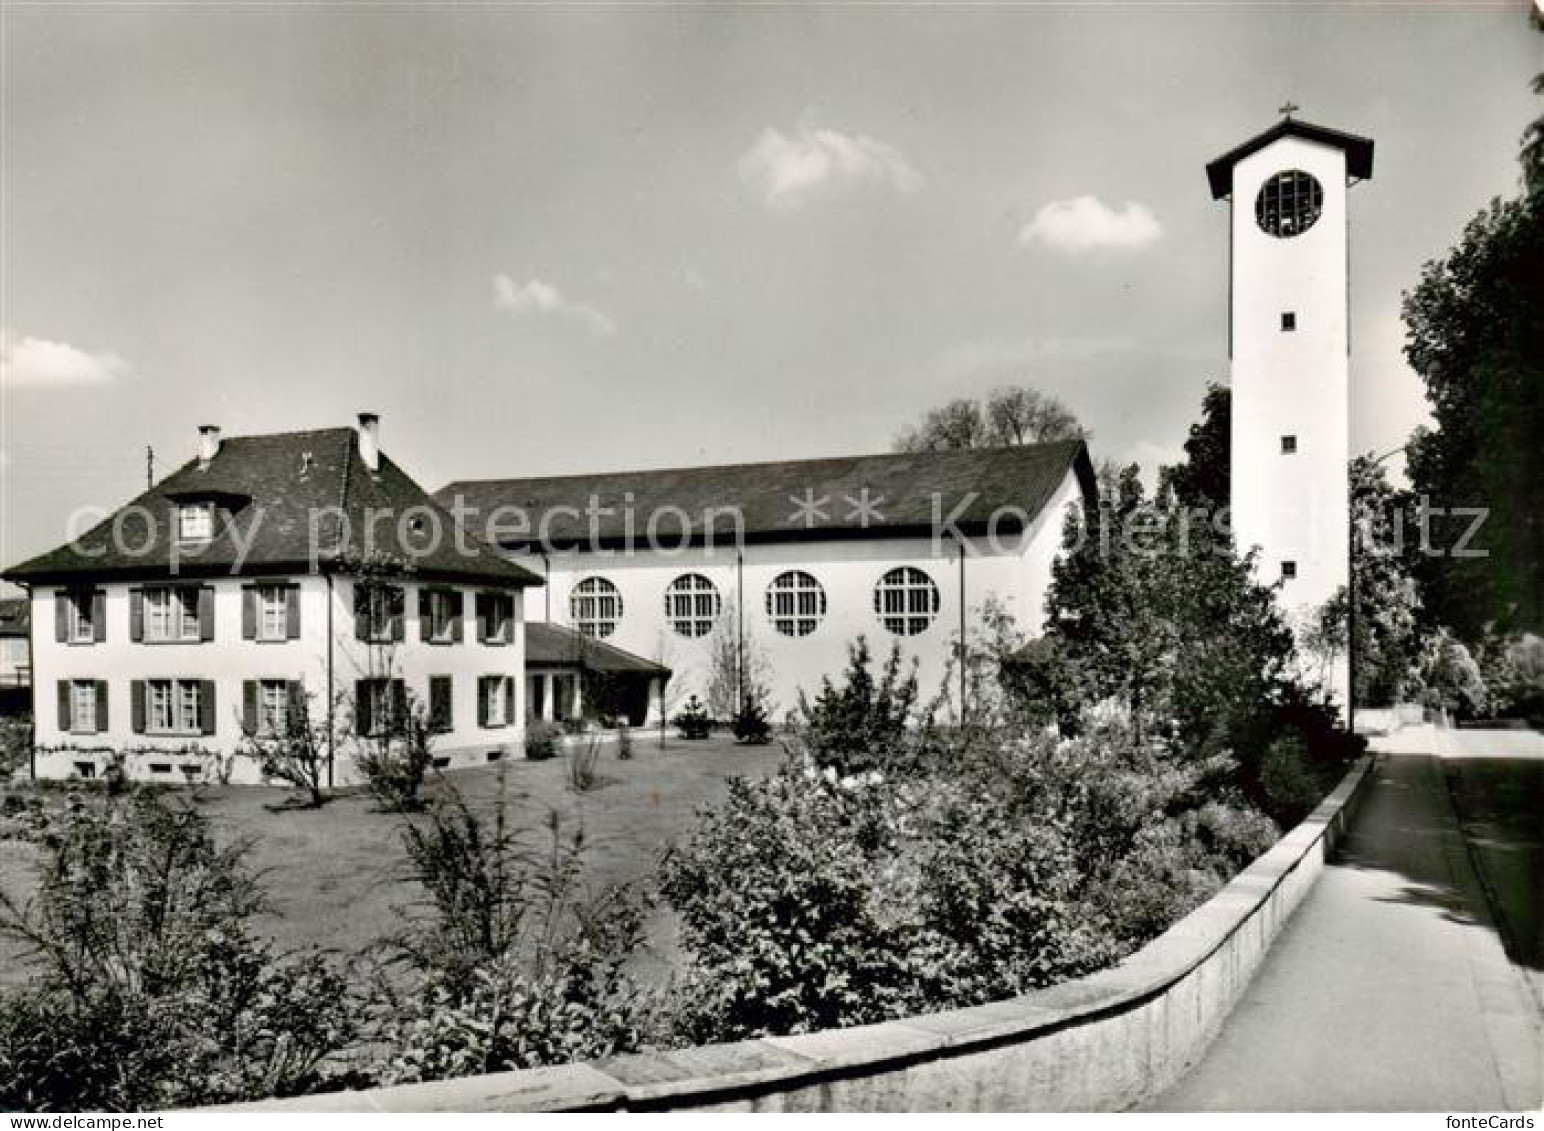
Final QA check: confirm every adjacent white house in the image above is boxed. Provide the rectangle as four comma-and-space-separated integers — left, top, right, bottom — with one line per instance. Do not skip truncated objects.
3, 415, 544, 784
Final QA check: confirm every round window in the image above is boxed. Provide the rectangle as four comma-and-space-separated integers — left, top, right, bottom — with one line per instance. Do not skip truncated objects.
1254, 169, 1324, 238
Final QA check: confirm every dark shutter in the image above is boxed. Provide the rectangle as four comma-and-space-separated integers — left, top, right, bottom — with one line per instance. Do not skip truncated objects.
429, 675, 451, 733
389, 587, 405, 642
285, 586, 301, 639
242, 681, 258, 734
419, 589, 432, 642
54, 594, 68, 643
198, 587, 215, 642
477, 676, 490, 728
287, 681, 305, 726
95, 681, 109, 733
450, 591, 464, 643
57, 680, 70, 731
475, 594, 489, 643
91, 591, 106, 643
130, 680, 146, 734
199, 680, 217, 735
129, 589, 144, 642
391, 680, 407, 730
355, 680, 374, 737
354, 586, 370, 641
242, 588, 256, 640
505, 676, 516, 725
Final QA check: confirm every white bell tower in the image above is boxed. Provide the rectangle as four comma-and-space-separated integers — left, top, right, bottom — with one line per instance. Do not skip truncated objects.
1206, 113, 1374, 717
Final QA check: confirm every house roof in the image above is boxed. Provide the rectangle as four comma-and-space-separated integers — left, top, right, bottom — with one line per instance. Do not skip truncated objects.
0, 598, 29, 638
525, 621, 671, 675
437, 440, 1095, 550
1205, 117, 1375, 200
3, 428, 541, 587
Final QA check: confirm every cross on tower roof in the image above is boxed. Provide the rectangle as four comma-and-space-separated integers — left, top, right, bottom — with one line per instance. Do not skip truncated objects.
1279, 101, 1300, 119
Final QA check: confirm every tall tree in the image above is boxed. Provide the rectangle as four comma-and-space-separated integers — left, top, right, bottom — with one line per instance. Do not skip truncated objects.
1401, 60, 1544, 638
1159, 382, 1230, 512
894, 386, 1084, 452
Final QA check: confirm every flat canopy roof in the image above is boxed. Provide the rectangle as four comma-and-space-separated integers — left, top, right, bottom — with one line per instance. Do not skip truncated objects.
1206, 117, 1374, 200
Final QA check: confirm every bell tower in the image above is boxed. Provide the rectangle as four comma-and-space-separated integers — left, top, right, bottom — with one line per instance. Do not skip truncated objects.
1206, 113, 1374, 716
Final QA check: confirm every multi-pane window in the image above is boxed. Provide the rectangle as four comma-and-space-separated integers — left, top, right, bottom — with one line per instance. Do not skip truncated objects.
765, 571, 826, 638
70, 680, 97, 733
873, 567, 940, 636
147, 678, 201, 734
356, 678, 402, 737
258, 679, 289, 736
178, 503, 214, 542
422, 590, 462, 643
64, 591, 96, 643
256, 585, 288, 641
571, 577, 623, 638
145, 587, 200, 642
1281, 561, 1298, 580
356, 584, 404, 643
486, 676, 508, 727
1281, 435, 1298, 455
664, 574, 721, 638
1254, 169, 1324, 238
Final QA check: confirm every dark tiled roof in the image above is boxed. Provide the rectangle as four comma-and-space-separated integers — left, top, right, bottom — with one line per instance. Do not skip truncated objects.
1205, 117, 1374, 200
0, 598, 28, 637
3, 428, 541, 587
437, 440, 1094, 550
525, 621, 670, 675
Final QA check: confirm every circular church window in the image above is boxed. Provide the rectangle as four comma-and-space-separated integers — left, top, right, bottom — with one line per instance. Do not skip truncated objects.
1254, 169, 1323, 239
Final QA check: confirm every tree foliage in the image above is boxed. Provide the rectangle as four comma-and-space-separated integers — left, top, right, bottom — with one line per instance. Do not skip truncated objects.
894, 385, 1084, 452
1401, 65, 1544, 638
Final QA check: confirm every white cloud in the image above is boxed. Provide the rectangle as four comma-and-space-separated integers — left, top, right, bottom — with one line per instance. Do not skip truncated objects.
1018, 196, 1163, 253
0, 329, 130, 388
737, 120, 921, 209
492, 275, 617, 337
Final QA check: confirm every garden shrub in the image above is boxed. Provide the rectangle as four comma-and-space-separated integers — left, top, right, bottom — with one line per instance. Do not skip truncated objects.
672, 695, 712, 740
378, 775, 656, 1083
731, 695, 772, 744
794, 637, 920, 774
0, 791, 357, 1111
355, 700, 435, 813
0, 715, 30, 779
525, 720, 561, 760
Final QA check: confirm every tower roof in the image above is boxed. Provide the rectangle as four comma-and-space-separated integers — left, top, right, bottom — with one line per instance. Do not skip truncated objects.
1205, 117, 1374, 200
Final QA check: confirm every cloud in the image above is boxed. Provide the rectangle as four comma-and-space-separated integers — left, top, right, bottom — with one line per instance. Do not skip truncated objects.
737, 120, 921, 209
492, 275, 617, 337
1018, 196, 1163, 253
0, 329, 130, 388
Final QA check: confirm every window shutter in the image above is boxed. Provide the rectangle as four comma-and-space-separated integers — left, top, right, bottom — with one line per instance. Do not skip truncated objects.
242, 680, 258, 734
391, 680, 407, 732
130, 589, 144, 642
475, 594, 488, 643
419, 589, 432, 642
241, 588, 256, 640
354, 586, 370, 641
199, 680, 217, 735
130, 680, 146, 734
198, 587, 215, 642
389, 588, 405, 643
356, 680, 373, 737
477, 676, 490, 728
430, 675, 451, 733
95, 681, 109, 733
92, 592, 106, 642
451, 592, 464, 643
285, 586, 301, 639
57, 680, 70, 731
54, 595, 68, 643
505, 676, 516, 724
287, 681, 305, 724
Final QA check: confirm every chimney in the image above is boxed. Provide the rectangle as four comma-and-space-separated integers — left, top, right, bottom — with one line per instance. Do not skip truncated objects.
197, 425, 221, 469
357, 412, 380, 472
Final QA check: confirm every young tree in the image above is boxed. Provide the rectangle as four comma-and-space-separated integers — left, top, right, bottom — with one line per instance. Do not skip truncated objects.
237, 688, 338, 809
703, 601, 772, 722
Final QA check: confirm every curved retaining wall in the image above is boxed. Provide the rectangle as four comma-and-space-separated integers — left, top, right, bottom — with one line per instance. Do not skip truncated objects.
232, 756, 1375, 1113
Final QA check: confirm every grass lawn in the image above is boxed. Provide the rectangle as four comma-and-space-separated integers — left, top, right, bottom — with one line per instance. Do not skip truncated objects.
0, 732, 786, 986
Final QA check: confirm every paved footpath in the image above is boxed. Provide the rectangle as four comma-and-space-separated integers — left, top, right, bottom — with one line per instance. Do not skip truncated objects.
1151, 737, 1543, 1111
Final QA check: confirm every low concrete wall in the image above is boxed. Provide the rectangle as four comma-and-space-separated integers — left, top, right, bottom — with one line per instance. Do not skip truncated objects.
228, 756, 1376, 1113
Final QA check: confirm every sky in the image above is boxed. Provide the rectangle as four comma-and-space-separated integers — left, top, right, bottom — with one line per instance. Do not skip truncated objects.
2, 3, 1540, 580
